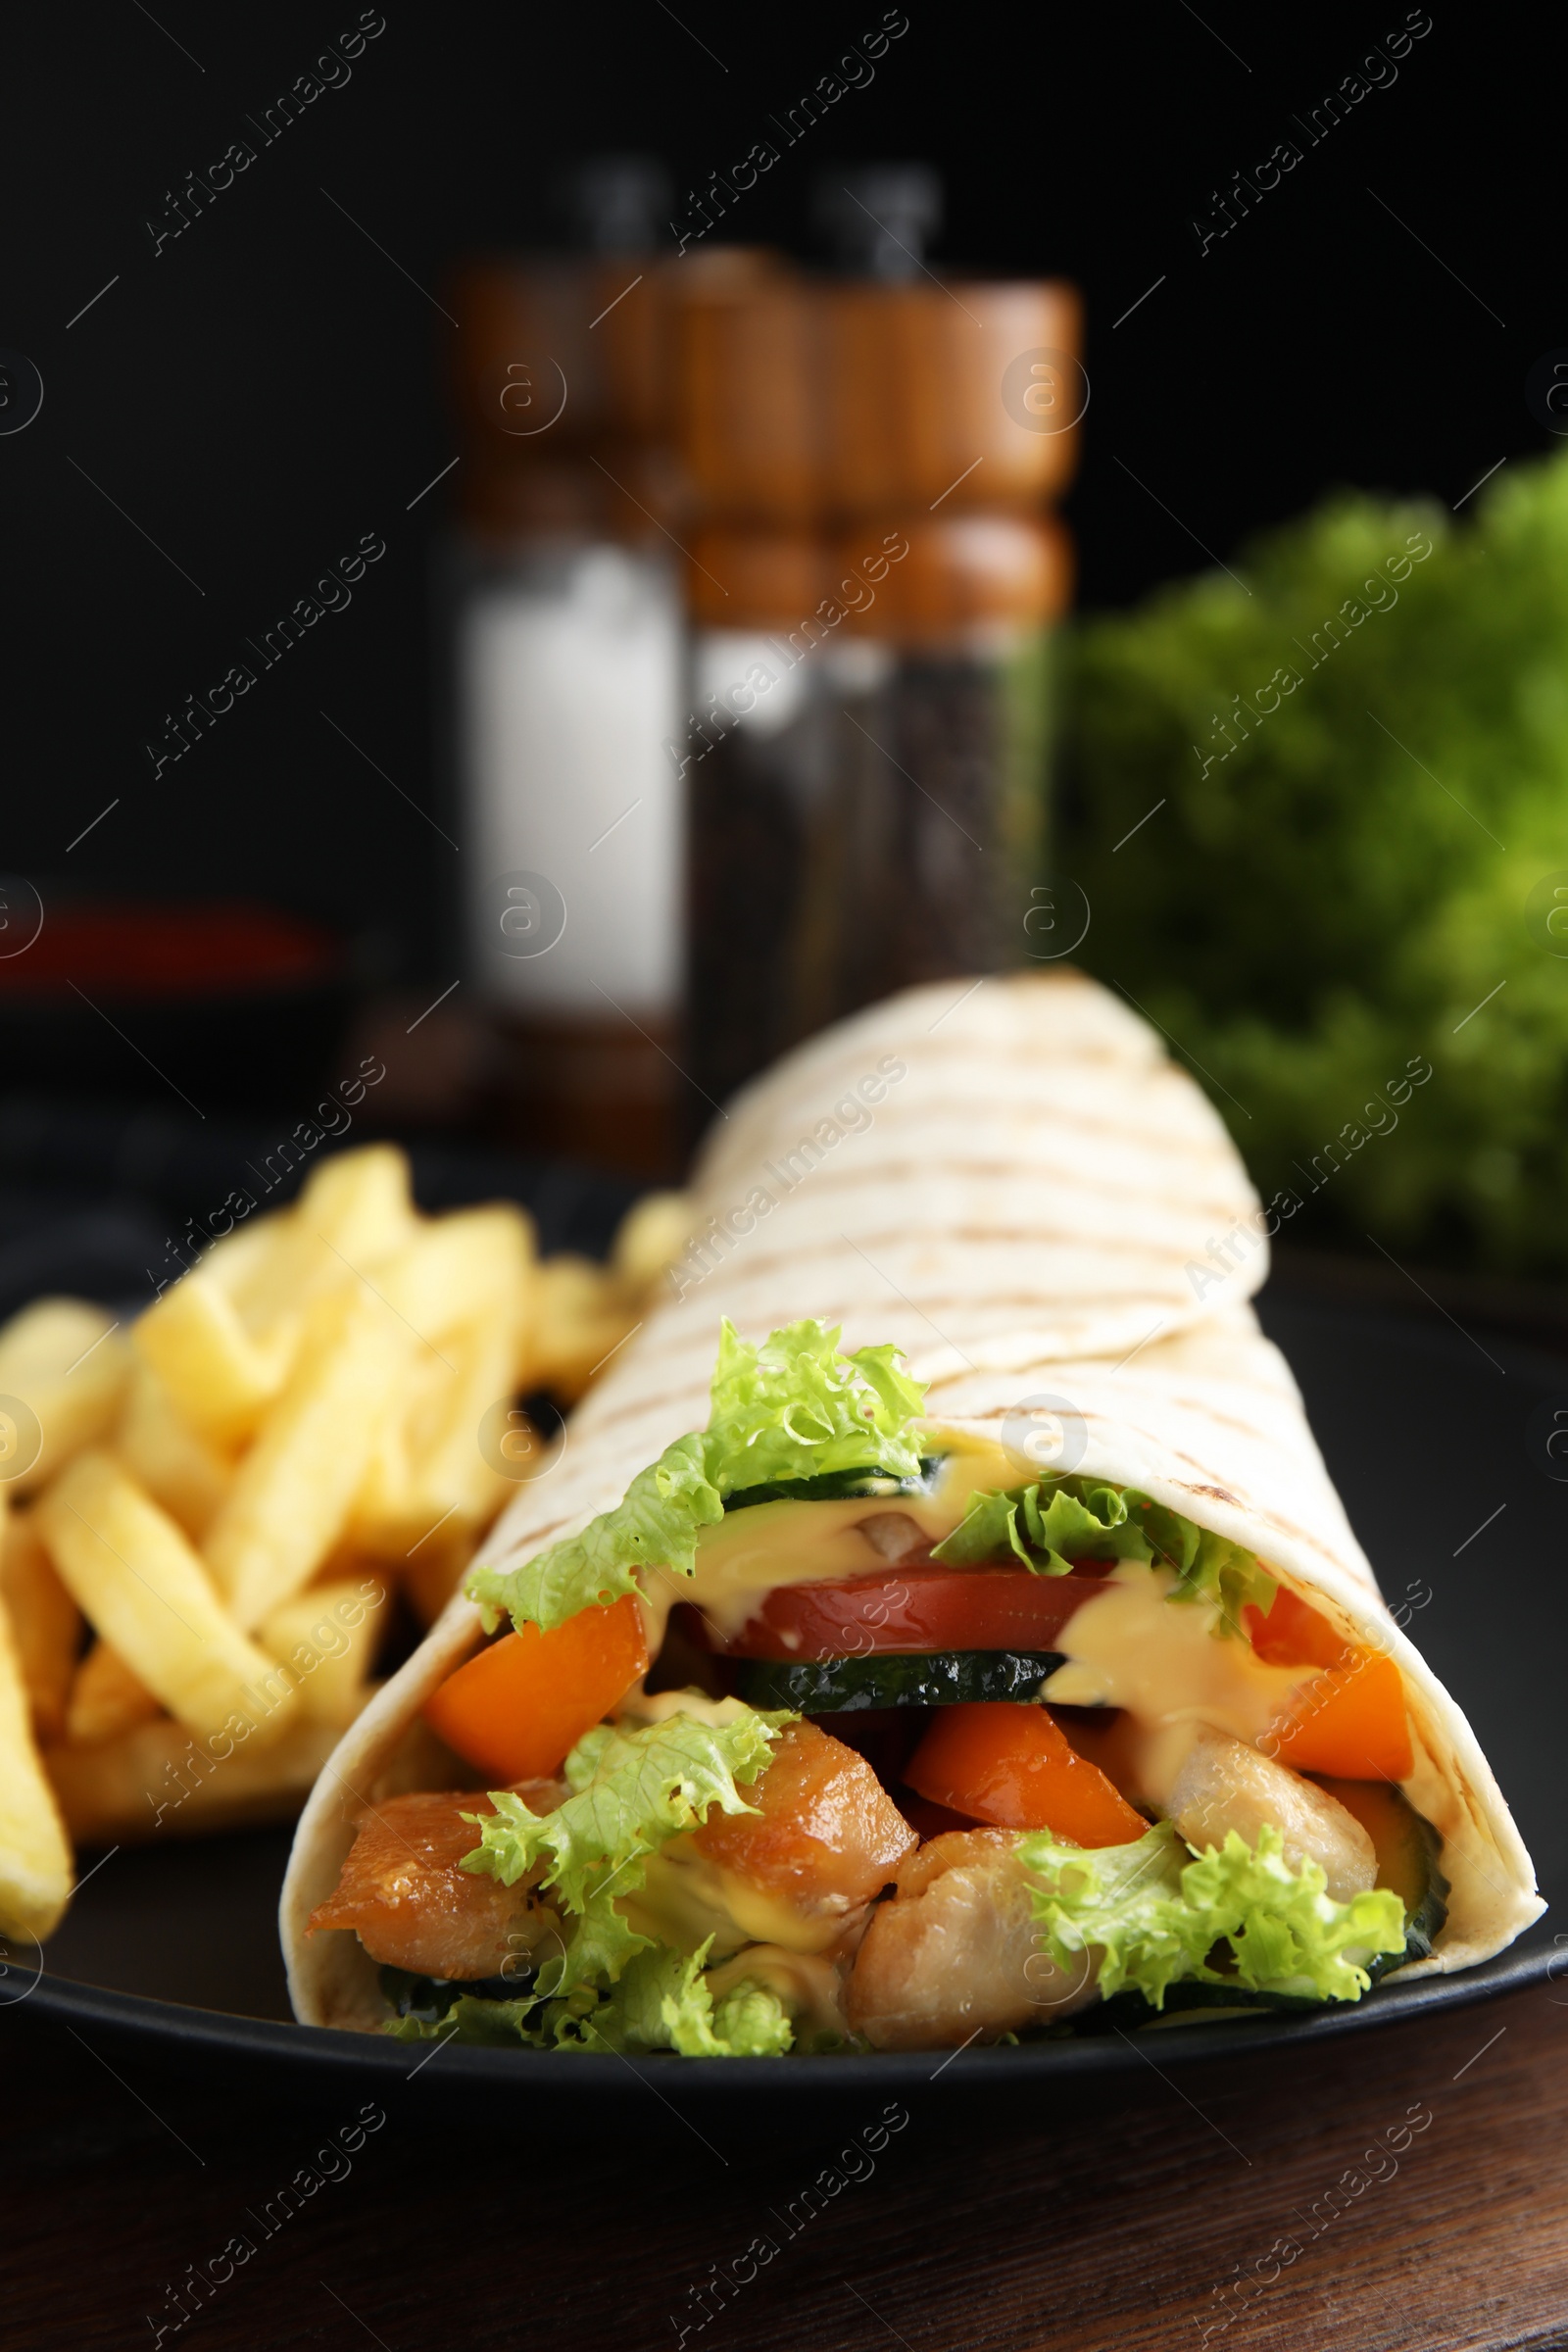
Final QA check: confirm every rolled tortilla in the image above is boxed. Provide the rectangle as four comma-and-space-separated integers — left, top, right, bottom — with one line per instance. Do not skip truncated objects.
430, 968, 1272, 1587
282, 975, 1540, 2031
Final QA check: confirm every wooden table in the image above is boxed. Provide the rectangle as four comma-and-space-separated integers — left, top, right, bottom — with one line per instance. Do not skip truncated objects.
8, 1975, 1564, 2351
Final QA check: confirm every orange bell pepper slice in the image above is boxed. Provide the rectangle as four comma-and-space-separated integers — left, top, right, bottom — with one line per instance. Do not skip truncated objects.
422, 1594, 649, 1783
906, 1703, 1147, 1846
1244, 1586, 1349, 1670
1268, 1650, 1413, 1783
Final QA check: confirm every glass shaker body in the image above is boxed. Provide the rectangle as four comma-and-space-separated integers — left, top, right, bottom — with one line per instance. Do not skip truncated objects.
441, 254, 689, 1173
682, 510, 1070, 1116
444, 520, 684, 1171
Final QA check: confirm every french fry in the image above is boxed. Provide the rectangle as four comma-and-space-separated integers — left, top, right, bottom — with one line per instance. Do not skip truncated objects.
260, 1577, 386, 1724
350, 1349, 453, 1551
291, 1143, 418, 1267
351, 1268, 530, 1556
219, 1145, 419, 1349
612, 1190, 696, 1296
405, 1310, 524, 1533
346, 1208, 534, 1570
209, 1144, 416, 1333
375, 1202, 535, 1340
114, 1363, 232, 1540
0, 1141, 676, 1933
527, 1255, 639, 1401
65, 1641, 162, 1745
0, 1577, 73, 1941
199, 1212, 291, 1308
44, 1713, 350, 1847
134, 1148, 419, 1448
37, 1453, 299, 1749
133, 1266, 296, 1448
0, 1504, 81, 1744
0, 1298, 131, 1494
203, 1286, 416, 1630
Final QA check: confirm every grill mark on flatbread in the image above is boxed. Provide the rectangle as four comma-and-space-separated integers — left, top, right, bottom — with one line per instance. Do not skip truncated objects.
482, 1508, 576, 1556
709, 1111, 1219, 1180
710, 1038, 1156, 1127
713, 1016, 1159, 1097
596, 1330, 1200, 1403
721, 1153, 1250, 1214
698, 978, 1226, 1183
656, 1262, 1223, 1310
1163, 1493, 1352, 1578
1152, 1400, 1287, 1449
572, 1307, 1275, 1414
706, 1097, 1240, 1187
677, 1224, 1243, 1269
568, 1312, 1219, 1433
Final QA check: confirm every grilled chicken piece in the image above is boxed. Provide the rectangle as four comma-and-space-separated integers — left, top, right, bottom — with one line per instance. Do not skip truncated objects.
1168, 1730, 1376, 1902
310, 1784, 565, 1980
846, 1828, 1099, 2050
691, 1719, 916, 1934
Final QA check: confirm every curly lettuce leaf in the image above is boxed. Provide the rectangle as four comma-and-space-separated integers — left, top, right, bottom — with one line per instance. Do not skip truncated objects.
1178, 1828, 1407, 1998
589, 1939, 794, 2057
467, 1432, 723, 1636
706, 1974, 798, 2056
933, 1476, 1140, 1575
1019, 1819, 1407, 2008
1167, 1525, 1278, 1630
467, 1318, 927, 1635
1019, 1820, 1209, 2005
706, 1318, 928, 1490
461, 1708, 789, 1999
387, 1990, 547, 2048
388, 1939, 795, 2057
932, 1475, 1276, 1634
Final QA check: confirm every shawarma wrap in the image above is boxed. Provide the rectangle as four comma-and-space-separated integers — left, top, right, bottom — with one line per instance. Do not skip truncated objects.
281, 974, 1540, 2054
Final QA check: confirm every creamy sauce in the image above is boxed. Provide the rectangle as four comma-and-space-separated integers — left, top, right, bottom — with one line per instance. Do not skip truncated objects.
626, 1464, 1319, 1836
637, 1440, 1021, 1652
615, 1689, 756, 1732
626, 1838, 853, 1957
1043, 1561, 1313, 1808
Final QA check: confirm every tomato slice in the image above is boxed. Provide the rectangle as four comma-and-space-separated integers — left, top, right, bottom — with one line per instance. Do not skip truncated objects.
725, 1566, 1110, 1661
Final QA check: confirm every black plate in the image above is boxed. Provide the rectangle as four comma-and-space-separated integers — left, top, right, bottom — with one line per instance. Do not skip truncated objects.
15, 1290, 1563, 2095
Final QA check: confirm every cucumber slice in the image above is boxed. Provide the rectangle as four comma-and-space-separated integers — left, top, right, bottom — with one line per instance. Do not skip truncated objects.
379, 1964, 521, 2019
734, 1648, 1064, 1711
722, 1458, 945, 1512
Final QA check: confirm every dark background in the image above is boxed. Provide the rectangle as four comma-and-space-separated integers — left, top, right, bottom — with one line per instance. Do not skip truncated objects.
0, 0, 1552, 993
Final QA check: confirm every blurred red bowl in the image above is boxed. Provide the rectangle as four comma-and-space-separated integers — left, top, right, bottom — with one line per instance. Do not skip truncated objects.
0, 899, 352, 1113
